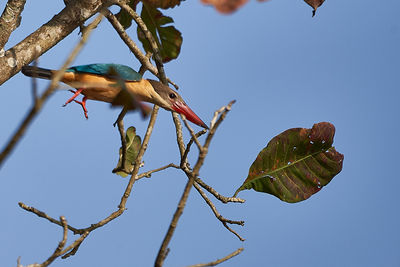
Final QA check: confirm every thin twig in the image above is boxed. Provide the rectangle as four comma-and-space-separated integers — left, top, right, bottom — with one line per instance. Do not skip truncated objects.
138, 51, 153, 75
40, 216, 68, 267
173, 112, 186, 158
18, 202, 80, 234
186, 247, 244, 267
117, 119, 127, 171
60, 231, 89, 259
117, 1, 167, 84
75, 106, 160, 234
105, 9, 178, 89
136, 163, 179, 180
193, 183, 245, 241
181, 130, 207, 168
195, 177, 245, 204
181, 116, 203, 151
0, 14, 103, 169
22, 104, 161, 258
155, 101, 236, 267
113, 106, 128, 127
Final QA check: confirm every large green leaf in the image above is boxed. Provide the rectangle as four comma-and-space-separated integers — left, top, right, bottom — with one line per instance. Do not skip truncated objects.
137, 3, 182, 62
113, 127, 142, 177
235, 122, 343, 203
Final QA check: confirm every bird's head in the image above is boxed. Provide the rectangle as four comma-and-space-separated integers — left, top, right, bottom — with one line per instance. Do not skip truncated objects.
148, 80, 208, 129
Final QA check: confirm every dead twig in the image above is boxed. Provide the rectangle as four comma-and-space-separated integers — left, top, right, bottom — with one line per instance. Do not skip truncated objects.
181, 115, 203, 151
136, 163, 179, 180
195, 177, 245, 204
60, 231, 89, 259
181, 130, 207, 168
40, 216, 68, 267
186, 247, 244, 267
18, 202, 81, 234
193, 183, 245, 241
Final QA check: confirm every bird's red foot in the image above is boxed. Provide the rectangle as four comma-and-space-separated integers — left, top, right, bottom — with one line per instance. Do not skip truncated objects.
73, 96, 88, 119
63, 88, 84, 107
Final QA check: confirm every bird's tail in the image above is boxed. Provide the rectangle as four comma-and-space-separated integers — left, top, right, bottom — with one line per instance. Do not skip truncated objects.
21, 66, 54, 80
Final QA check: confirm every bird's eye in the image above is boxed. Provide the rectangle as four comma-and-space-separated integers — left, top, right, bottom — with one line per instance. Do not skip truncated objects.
169, 93, 176, 99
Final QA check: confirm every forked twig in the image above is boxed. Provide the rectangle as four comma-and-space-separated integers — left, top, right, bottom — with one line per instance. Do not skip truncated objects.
40, 216, 68, 267
155, 101, 237, 267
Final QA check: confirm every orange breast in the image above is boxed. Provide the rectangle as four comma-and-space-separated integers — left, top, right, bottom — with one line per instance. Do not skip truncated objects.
61, 73, 122, 103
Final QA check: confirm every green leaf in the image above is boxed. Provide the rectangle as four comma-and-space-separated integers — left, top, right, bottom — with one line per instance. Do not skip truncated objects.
113, 127, 142, 177
235, 122, 343, 203
115, 0, 138, 29
137, 4, 182, 62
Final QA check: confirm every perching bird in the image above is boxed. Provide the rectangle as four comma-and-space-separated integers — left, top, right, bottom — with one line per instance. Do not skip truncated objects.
21, 63, 208, 129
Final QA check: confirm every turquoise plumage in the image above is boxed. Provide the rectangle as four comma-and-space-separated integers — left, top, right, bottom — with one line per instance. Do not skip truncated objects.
66, 64, 142, 81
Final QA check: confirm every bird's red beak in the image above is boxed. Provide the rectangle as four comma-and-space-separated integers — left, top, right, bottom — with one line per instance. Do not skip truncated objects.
172, 102, 209, 129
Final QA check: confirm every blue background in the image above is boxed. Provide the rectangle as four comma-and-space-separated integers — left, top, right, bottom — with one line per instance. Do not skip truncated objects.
1, 0, 399, 266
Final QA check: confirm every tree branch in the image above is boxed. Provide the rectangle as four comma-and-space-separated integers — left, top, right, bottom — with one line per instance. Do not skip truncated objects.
18, 202, 81, 234
186, 247, 244, 267
155, 101, 236, 267
40, 216, 68, 267
105, 10, 177, 89
0, 0, 112, 85
195, 177, 245, 204
117, 1, 168, 84
0, 0, 26, 50
136, 163, 179, 180
193, 182, 245, 241
0, 14, 103, 169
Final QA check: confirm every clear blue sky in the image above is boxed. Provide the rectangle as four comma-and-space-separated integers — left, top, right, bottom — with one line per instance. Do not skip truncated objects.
1, 0, 399, 266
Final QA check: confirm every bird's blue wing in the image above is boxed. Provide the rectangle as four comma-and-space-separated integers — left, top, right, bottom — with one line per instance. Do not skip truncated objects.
66, 64, 142, 81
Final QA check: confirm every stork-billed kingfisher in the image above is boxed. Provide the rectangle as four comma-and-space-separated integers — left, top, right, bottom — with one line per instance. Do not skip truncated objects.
21, 63, 208, 129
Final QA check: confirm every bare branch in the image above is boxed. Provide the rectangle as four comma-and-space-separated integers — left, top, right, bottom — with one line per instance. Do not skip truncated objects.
105, 11, 178, 87
116, 1, 167, 84
173, 112, 186, 158
113, 106, 128, 127
116, 119, 127, 172
60, 231, 89, 259
181, 130, 207, 167
0, 0, 26, 49
138, 51, 153, 75
40, 216, 68, 267
136, 163, 179, 180
181, 115, 203, 151
0, 14, 103, 169
155, 101, 236, 267
186, 247, 244, 267
210, 100, 235, 129
75, 106, 160, 234
193, 182, 245, 241
0, 0, 111, 85
195, 177, 245, 204
18, 202, 81, 234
